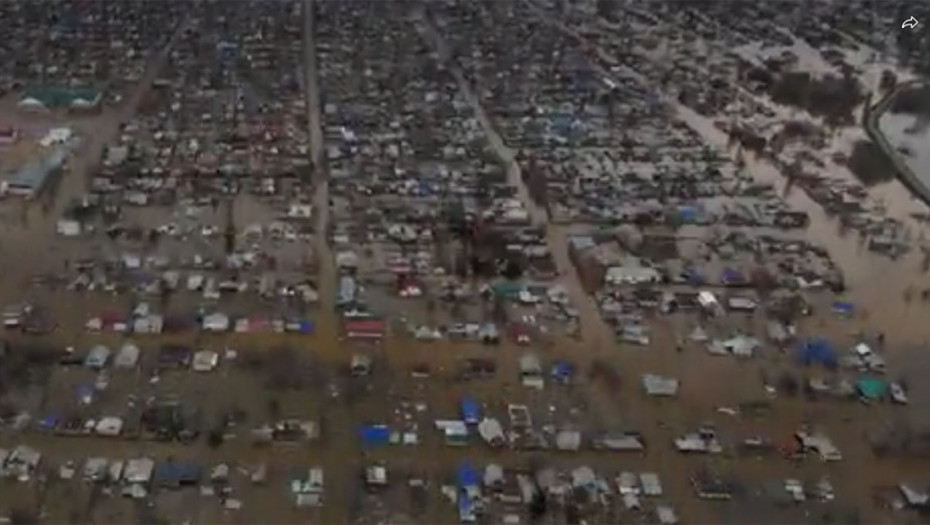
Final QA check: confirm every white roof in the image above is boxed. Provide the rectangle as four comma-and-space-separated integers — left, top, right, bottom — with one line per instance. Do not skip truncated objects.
484, 464, 504, 486
124, 458, 154, 483
639, 472, 663, 496
642, 374, 679, 396
192, 350, 219, 371
519, 353, 542, 373
478, 418, 505, 442
556, 430, 582, 451
698, 291, 718, 306
95, 416, 123, 436
115, 343, 140, 368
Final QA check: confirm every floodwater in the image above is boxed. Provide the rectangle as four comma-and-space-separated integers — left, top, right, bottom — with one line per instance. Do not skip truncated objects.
531, 8, 930, 343
878, 110, 930, 190
1, 4, 930, 524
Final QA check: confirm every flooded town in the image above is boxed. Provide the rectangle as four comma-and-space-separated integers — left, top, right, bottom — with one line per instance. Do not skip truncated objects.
0, 0, 929, 523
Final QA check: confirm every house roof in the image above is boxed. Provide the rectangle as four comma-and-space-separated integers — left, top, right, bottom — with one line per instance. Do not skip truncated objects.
22, 86, 102, 108
7, 145, 68, 191
345, 319, 385, 333
155, 460, 203, 484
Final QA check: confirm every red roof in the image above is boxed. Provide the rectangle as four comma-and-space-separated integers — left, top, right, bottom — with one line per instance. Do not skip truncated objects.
345, 319, 385, 335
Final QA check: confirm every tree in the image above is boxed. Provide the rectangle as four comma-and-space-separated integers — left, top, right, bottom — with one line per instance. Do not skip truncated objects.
207, 429, 224, 449
267, 398, 280, 419
529, 490, 547, 524
492, 296, 508, 324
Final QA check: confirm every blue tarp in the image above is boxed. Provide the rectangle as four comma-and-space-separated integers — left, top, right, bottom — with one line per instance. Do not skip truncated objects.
832, 302, 855, 316
360, 424, 390, 447
298, 320, 313, 334
795, 339, 838, 369
677, 207, 699, 223
551, 361, 575, 382
683, 267, 705, 285
457, 461, 478, 489
412, 182, 433, 197
721, 268, 745, 285
460, 397, 480, 424
155, 460, 203, 484
458, 495, 475, 523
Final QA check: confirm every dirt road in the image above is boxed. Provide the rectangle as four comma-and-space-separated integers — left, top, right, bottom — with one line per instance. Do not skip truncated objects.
303, 0, 335, 321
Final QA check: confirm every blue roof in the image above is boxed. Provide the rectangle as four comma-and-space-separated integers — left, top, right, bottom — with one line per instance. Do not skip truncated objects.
677, 206, 699, 222
458, 494, 475, 521
155, 460, 203, 483
795, 339, 838, 369
360, 424, 390, 446
720, 268, 744, 284
832, 301, 855, 315
460, 397, 480, 423
552, 361, 575, 380
457, 461, 478, 488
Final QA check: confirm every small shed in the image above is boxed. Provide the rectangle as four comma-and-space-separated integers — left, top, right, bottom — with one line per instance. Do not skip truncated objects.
642, 374, 679, 396
114, 343, 140, 368
856, 376, 886, 401
478, 418, 505, 447
360, 425, 390, 447
640, 472, 663, 496
519, 353, 544, 389
365, 464, 388, 488
84, 345, 111, 369
192, 350, 219, 372
95, 417, 123, 437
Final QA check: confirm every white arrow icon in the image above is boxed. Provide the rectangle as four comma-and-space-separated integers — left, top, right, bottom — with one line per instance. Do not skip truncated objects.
902, 16, 919, 29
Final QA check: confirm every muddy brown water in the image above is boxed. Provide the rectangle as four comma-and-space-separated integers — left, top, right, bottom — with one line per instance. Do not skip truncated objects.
1, 5, 930, 525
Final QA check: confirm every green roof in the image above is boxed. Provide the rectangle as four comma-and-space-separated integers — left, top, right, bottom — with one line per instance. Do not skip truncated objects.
22, 86, 101, 108
856, 377, 886, 400
492, 280, 524, 298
